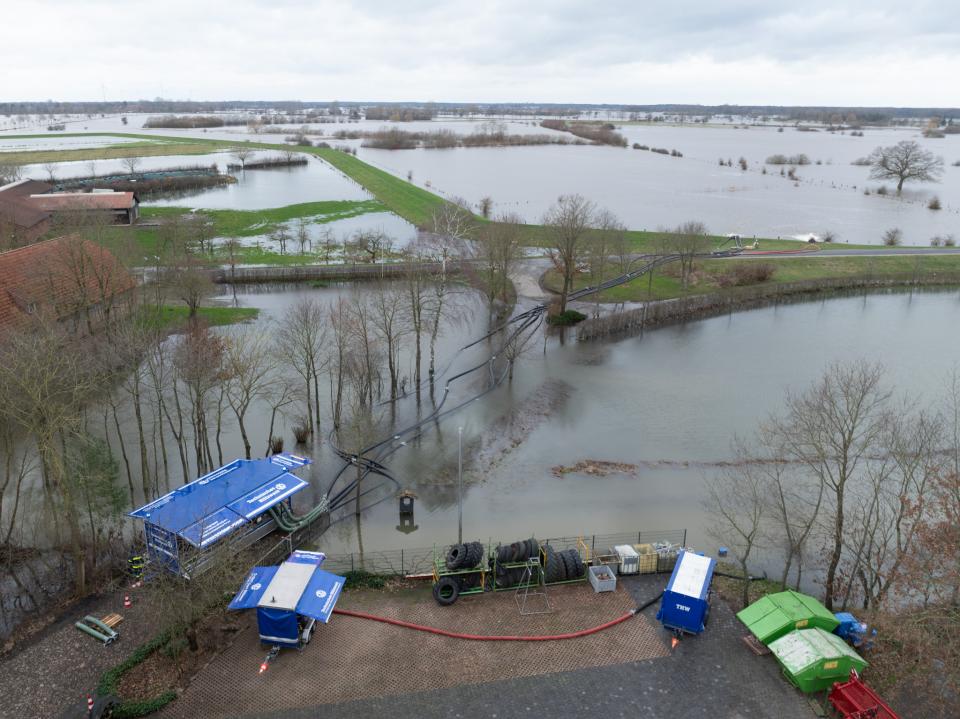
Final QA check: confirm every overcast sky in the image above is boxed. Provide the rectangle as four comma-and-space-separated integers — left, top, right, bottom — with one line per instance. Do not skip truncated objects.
3, 0, 957, 106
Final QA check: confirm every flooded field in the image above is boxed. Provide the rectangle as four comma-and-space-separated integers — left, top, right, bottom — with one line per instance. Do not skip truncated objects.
358, 124, 960, 246
316, 287, 960, 558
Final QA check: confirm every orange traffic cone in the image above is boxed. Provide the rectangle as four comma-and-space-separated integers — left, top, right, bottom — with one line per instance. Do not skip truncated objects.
87, 694, 94, 715
123, 594, 132, 609
670, 636, 680, 650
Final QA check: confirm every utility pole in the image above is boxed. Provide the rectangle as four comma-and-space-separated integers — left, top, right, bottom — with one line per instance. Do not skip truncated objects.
457, 426, 463, 544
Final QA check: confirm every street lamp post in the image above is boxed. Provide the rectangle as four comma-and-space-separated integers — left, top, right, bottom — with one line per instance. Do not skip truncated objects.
457, 426, 463, 544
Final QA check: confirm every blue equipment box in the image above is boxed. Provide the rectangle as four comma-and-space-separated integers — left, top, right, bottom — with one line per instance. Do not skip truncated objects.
656, 550, 715, 635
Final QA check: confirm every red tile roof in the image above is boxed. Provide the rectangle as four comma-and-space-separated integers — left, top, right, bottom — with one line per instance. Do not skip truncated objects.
29, 191, 137, 211
0, 179, 54, 197
0, 195, 50, 229
0, 235, 136, 329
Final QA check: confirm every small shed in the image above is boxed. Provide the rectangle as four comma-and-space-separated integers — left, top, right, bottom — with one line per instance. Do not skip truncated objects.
768, 628, 867, 693
737, 590, 839, 645
656, 550, 715, 635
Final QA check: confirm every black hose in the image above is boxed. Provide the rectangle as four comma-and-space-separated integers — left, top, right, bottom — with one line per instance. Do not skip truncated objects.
713, 570, 767, 582
635, 590, 664, 614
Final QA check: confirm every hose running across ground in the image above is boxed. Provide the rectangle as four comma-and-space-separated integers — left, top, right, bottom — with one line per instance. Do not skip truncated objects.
330, 590, 666, 642
332, 607, 636, 641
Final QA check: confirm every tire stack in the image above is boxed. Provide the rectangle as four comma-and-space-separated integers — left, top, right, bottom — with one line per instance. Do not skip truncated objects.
493, 538, 540, 589
543, 544, 585, 584
433, 541, 485, 606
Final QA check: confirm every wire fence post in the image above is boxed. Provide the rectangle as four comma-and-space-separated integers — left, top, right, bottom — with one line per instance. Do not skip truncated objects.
401, 549, 404, 576
682, 529, 687, 547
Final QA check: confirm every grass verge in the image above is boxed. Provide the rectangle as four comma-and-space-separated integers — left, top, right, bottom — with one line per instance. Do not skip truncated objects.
547, 254, 960, 303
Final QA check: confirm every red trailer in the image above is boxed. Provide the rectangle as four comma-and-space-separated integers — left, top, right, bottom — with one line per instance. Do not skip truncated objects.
828, 670, 900, 719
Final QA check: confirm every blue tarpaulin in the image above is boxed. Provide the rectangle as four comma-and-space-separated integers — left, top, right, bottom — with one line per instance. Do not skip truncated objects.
228, 566, 280, 610
129, 454, 311, 550
229, 552, 345, 646
296, 569, 345, 624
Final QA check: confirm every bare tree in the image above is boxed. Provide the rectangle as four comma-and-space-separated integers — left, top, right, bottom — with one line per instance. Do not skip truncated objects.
278, 299, 327, 435
296, 218, 311, 254
121, 156, 141, 176
42, 162, 58, 183
543, 194, 595, 314
222, 330, 280, 459
706, 458, 765, 608
270, 224, 290, 255
370, 282, 410, 401
469, 213, 524, 316
231, 146, 255, 169
479, 196, 493, 218
868, 140, 944, 193
767, 361, 891, 609
0, 163, 22, 186
173, 323, 226, 475
665, 221, 711, 291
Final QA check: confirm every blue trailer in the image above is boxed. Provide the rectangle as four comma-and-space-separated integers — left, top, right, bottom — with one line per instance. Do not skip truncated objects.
229, 550, 345, 670
656, 550, 715, 636
128, 454, 313, 578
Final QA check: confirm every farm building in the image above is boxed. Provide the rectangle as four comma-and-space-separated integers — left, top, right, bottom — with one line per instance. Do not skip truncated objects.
29, 190, 140, 224
0, 235, 136, 332
0, 179, 54, 247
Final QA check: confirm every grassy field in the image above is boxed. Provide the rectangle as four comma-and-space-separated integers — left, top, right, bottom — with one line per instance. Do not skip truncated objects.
140, 199, 385, 236
0, 140, 217, 165
138, 305, 259, 330
546, 254, 960, 303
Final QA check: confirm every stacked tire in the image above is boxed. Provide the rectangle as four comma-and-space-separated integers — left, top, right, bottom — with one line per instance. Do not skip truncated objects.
434, 541, 486, 606
494, 538, 540, 564
543, 545, 585, 583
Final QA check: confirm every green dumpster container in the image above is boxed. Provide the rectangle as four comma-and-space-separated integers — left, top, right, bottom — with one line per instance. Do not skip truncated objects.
768, 628, 868, 693
736, 590, 839, 645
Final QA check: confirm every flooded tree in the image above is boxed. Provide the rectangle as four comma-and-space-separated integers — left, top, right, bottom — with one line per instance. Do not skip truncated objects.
231, 146, 255, 169
664, 221, 710, 291
278, 299, 327, 436
469, 213, 524, 318
223, 330, 281, 460
172, 323, 227, 475
543, 194, 596, 314
868, 140, 943, 193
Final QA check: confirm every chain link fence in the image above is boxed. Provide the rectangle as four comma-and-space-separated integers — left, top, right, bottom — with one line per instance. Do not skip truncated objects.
321, 528, 687, 577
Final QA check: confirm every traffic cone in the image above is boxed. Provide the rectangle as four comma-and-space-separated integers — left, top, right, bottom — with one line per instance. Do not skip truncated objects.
670, 636, 680, 650
124, 594, 132, 609
87, 694, 94, 715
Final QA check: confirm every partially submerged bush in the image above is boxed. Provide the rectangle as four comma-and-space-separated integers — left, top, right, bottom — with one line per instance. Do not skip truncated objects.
548, 309, 587, 326
821, 230, 836, 243
883, 228, 903, 246
717, 262, 776, 287
928, 196, 942, 210
766, 153, 810, 165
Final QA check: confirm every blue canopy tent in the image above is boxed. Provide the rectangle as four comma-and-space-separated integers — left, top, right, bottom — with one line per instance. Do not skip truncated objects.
129, 454, 312, 577
229, 550, 345, 662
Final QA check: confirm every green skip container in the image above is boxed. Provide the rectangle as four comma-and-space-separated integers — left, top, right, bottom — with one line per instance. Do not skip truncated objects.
768, 627, 867, 693
736, 590, 839, 645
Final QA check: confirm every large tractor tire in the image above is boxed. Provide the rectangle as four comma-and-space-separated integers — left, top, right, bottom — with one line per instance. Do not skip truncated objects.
433, 576, 460, 606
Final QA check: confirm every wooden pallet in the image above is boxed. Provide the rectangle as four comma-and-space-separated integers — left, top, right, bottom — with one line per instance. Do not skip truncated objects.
741, 634, 770, 655
101, 613, 124, 629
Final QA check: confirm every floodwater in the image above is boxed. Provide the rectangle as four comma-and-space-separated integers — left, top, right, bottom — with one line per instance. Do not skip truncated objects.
316, 287, 960, 560
22, 151, 371, 209
358, 124, 960, 246
0, 134, 153, 152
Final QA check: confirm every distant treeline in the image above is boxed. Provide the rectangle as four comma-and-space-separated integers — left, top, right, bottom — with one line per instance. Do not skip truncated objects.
336, 126, 586, 150
363, 106, 435, 121
540, 119, 627, 147
3, 100, 957, 122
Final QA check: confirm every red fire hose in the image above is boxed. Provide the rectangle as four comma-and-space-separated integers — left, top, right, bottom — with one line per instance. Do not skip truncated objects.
332, 607, 636, 641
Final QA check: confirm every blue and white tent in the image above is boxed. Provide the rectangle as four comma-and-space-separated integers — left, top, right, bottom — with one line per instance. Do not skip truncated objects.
229, 550, 345, 648
129, 454, 312, 575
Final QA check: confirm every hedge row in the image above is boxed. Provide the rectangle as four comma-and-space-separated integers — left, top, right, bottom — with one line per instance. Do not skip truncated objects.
97, 629, 178, 718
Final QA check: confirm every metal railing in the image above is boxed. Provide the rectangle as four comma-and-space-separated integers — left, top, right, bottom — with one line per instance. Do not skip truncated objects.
320, 528, 687, 577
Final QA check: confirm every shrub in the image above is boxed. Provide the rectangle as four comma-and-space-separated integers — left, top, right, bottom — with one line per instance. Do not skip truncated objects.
931, 236, 943, 247
787, 167, 798, 180
953, 160, 960, 167
766, 153, 810, 165
344, 569, 388, 589
292, 423, 310, 444
876, 185, 888, 195
822, 230, 836, 243
98, 630, 179, 718
671, 149, 683, 157
945, 235, 957, 247
717, 262, 776, 287
548, 309, 587, 326
928, 196, 942, 210
883, 228, 902, 246
270, 436, 284, 454
738, 157, 748, 170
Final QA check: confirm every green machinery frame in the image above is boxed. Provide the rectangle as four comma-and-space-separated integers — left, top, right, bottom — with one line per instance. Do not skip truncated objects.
431, 537, 593, 595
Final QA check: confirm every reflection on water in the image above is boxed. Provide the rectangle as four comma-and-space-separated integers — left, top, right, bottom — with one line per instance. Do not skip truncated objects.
317, 288, 960, 561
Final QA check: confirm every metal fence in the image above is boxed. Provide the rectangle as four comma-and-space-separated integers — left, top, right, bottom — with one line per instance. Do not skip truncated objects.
320, 528, 687, 577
